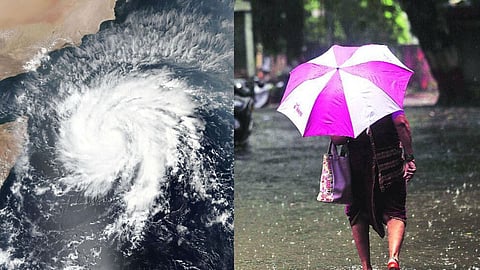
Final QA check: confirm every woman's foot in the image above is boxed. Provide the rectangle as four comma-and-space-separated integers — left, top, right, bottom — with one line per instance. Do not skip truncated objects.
387, 257, 400, 270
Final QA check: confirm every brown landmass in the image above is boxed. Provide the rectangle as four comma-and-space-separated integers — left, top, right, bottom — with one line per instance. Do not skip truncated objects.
0, 117, 27, 187
0, 0, 117, 188
0, 0, 117, 80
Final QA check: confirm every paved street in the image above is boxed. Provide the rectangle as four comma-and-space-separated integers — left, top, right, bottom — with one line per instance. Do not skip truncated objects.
235, 105, 480, 269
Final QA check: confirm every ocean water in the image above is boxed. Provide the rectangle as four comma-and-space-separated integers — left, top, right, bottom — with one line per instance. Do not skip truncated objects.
0, 0, 233, 269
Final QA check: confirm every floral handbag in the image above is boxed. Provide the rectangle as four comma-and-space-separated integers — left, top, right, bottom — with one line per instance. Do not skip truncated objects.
317, 141, 352, 204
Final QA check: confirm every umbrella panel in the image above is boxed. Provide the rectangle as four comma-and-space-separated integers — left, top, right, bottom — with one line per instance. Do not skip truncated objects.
304, 71, 353, 137
281, 63, 333, 103
339, 71, 402, 137
342, 61, 412, 107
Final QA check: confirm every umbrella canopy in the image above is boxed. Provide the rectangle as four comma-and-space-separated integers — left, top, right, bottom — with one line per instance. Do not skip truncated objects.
277, 44, 413, 138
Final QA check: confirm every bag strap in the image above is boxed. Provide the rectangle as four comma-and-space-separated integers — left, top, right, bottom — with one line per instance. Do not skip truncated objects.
329, 140, 346, 158
328, 141, 339, 158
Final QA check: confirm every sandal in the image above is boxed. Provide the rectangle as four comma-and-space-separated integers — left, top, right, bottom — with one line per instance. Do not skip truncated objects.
387, 257, 400, 270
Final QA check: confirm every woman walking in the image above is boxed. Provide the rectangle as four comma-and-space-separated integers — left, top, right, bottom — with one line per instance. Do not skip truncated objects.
332, 110, 416, 270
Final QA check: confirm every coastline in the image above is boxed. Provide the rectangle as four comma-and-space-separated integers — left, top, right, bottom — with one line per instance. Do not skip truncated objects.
0, 117, 27, 187
0, 0, 117, 80
0, 0, 117, 188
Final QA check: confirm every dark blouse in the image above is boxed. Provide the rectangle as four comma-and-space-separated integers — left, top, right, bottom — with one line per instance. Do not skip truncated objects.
346, 114, 405, 237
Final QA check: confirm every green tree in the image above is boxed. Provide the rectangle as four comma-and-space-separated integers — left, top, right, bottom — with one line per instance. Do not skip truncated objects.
251, 0, 411, 62
304, 0, 410, 48
398, 0, 480, 105
250, 0, 480, 105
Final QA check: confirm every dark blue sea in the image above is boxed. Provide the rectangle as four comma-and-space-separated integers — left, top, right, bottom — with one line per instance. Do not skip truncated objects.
0, 0, 233, 269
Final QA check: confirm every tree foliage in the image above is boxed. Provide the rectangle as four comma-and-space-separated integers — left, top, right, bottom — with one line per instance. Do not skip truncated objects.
398, 0, 480, 105
250, 0, 412, 60
304, 0, 411, 48
249, 0, 480, 105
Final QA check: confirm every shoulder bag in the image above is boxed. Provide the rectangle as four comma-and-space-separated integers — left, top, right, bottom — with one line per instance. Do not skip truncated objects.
317, 141, 352, 204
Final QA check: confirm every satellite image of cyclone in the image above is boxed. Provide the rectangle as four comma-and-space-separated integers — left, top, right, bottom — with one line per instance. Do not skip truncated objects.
0, 0, 233, 269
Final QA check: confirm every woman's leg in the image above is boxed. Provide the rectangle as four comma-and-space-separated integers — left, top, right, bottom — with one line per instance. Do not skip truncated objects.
387, 218, 405, 260
351, 221, 372, 270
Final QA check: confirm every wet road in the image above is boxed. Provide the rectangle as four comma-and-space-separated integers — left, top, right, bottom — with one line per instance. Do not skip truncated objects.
234, 106, 480, 270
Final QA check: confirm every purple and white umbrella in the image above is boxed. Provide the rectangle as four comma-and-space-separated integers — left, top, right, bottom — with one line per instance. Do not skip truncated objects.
277, 44, 413, 138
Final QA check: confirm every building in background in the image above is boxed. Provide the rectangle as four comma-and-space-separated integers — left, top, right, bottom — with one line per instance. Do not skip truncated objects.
234, 0, 255, 78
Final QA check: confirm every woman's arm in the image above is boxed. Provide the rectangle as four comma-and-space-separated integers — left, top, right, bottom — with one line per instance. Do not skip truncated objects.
393, 114, 413, 156
393, 113, 416, 181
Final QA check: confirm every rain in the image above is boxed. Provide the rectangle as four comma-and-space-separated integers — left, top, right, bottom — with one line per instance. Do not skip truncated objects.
235, 106, 480, 269
234, 1, 480, 269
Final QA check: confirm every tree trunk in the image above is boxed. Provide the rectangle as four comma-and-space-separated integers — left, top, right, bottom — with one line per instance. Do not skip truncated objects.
445, 6, 480, 105
284, 0, 305, 61
398, 0, 468, 106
